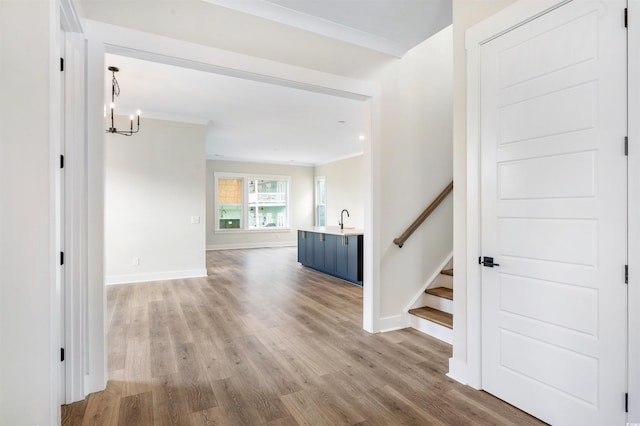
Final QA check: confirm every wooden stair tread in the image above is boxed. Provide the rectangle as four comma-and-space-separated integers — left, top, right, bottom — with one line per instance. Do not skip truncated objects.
425, 287, 453, 300
441, 268, 453, 276
408, 307, 453, 329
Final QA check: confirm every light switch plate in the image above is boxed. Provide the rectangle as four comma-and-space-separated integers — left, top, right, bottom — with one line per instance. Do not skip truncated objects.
191, 216, 200, 224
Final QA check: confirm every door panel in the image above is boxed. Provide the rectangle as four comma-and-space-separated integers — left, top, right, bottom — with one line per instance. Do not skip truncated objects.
480, 1, 627, 424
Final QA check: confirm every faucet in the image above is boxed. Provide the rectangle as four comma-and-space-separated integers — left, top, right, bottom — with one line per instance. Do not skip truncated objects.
339, 209, 350, 230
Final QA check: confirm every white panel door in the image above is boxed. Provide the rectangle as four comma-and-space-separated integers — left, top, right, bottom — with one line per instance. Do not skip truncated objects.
480, 1, 627, 424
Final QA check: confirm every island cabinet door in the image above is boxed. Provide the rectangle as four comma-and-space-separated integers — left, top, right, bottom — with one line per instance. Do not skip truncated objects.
312, 233, 325, 269
297, 231, 306, 263
335, 236, 349, 280
324, 234, 337, 274
305, 232, 315, 265
347, 235, 362, 284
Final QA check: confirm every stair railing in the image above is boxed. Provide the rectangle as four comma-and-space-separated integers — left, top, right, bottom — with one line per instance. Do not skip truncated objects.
393, 181, 453, 248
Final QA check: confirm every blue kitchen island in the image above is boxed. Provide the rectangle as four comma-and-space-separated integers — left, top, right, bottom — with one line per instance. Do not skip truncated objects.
297, 227, 363, 286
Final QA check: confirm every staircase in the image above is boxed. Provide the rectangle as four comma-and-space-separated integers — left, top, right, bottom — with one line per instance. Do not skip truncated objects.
408, 268, 453, 344
393, 181, 454, 344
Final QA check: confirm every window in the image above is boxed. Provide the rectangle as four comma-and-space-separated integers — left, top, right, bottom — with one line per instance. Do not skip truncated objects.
217, 176, 243, 229
315, 176, 326, 226
215, 172, 290, 231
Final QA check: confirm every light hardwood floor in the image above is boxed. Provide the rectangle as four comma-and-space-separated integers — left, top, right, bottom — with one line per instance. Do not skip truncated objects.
62, 247, 544, 425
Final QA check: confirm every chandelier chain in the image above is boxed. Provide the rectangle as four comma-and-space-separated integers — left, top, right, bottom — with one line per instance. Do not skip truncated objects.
112, 73, 120, 98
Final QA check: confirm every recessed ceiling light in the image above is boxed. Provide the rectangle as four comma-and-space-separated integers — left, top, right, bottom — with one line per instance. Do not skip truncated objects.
359, 135, 366, 140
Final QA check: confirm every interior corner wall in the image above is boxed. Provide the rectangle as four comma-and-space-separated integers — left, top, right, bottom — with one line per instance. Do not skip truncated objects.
450, 0, 516, 383
206, 160, 314, 250
314, 155, 364, 229
372, 25, 454, 331
105, 116, 207, 284
0, 1, 58, 425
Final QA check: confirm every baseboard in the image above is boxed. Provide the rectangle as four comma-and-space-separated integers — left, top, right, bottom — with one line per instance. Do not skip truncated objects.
206, 241, 296, 251
377, 314, 408, 333
106, 268, 208, 285
447, 357, 469, 386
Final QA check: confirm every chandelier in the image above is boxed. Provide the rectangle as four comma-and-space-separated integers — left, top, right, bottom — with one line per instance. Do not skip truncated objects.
106, 66, 141, 136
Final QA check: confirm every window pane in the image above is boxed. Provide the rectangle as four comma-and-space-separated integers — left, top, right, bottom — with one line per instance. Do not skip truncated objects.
317, 179, 326, 205
315, 177, 326, 226
317, 205, 326, 227
218, 178, 243, 204
218, 178, 243, 229
248, 178, 288, 229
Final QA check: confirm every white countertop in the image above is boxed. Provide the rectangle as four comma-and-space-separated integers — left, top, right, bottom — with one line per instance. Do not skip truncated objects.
299, 226, 364, 236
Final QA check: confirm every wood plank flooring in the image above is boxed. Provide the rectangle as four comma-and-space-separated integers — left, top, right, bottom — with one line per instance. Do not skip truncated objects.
62, 247, 544, 425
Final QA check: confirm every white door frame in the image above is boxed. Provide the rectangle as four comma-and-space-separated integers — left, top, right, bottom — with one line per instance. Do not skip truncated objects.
58, 0, 87, 405
465, 1, 638, 421
626, 0, 640, 422
82, 21, 383, 396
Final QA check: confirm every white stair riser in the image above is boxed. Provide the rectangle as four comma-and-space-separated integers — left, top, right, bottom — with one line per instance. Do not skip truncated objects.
434, 273, 453, 289
424, 294, 453, 315
409, 314, 453, 344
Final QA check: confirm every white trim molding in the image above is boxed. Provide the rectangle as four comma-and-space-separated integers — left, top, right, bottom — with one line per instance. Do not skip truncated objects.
106, 269, 208, 285
377, 314, 405, 333
201, 0, 407, 57
60, 0, 83, 34
206, 241, 296, 251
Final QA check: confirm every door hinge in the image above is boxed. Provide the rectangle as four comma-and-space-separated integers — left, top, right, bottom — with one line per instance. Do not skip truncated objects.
625, 392, 629, 412
60, 154, 64, 169
61, 347, 65, 362
625, 265, 629, 284
60, 57, 64, 72
60, 251, 64, 266
625, 136, 629, 156
625, 8, 628, 28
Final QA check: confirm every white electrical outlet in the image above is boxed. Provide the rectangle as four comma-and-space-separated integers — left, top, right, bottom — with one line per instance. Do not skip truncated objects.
132, 257, 140, 266
191, 216, 200, 224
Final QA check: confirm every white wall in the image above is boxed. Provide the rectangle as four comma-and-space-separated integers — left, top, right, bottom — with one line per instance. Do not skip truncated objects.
373, 25, 454, 330
0, 1, 59, 424
206, 160, 314, 250
105, 117, 206, 284
314, 155, 364, 229
449, 0, 515, 384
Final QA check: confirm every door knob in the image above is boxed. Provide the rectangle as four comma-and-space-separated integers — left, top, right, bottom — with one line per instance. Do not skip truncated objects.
480, 256, 500, 268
